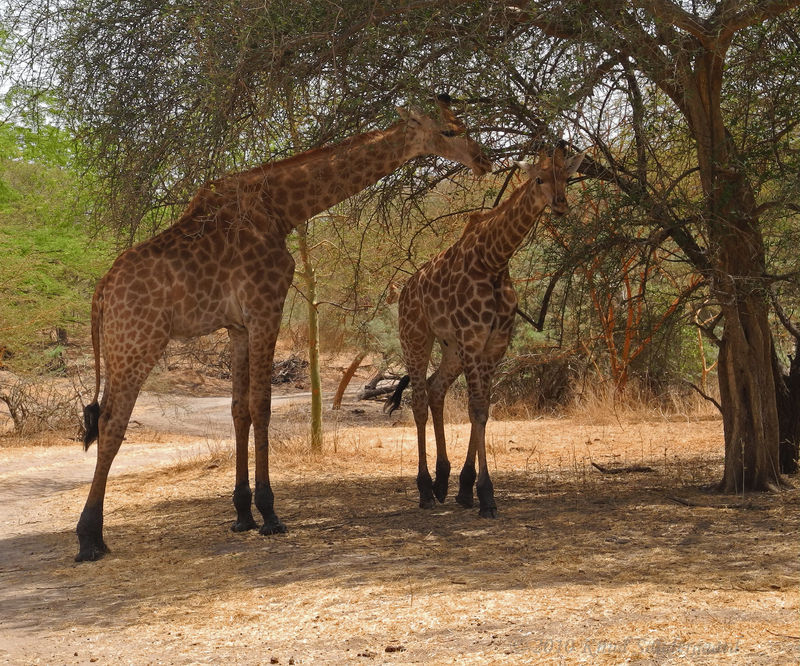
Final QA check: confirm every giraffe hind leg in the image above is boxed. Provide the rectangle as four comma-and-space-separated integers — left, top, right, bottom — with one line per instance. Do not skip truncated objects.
76, 504, 110, 561
76, 386, 140, 561
411, 373, 435, 509
409, 347, 435, 510
456, 464, 477, 508
76, 331, 166, 561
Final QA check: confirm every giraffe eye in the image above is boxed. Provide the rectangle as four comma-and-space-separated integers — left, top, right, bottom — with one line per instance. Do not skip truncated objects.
535, 177, 544, 185
440, 129, 459, 137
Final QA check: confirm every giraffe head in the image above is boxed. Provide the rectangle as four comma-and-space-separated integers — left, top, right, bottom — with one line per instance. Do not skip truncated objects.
515, 145, 584, 216
395, 95, 493, 176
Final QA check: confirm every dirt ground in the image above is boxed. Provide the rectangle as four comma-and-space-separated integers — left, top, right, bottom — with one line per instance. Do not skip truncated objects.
0, 387, 798, 665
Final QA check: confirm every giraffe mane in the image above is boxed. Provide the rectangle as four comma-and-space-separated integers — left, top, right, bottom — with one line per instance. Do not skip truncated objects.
460, 180, 531, 237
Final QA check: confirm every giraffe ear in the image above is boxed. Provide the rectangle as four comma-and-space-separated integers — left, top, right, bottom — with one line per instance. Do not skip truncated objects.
565, 152, 585, 177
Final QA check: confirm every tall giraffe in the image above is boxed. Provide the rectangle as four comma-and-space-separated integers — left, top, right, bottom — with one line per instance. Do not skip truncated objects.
386, 145, 583, 518
76, 97, 492, 562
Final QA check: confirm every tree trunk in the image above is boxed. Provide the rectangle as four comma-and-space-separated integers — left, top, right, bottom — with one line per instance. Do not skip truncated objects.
332, 352, 366, 410
297, 224, 323, 453
682, 52, 785, 492
709, 176, 782, 492
714, 284, 782, 491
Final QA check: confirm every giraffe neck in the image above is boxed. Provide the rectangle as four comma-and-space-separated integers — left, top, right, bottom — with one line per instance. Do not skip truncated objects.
478, 181, 547, 272
248, 122, 416, 233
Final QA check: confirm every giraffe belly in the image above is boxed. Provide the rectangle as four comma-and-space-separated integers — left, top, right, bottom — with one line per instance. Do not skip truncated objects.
169, 287, 244, 339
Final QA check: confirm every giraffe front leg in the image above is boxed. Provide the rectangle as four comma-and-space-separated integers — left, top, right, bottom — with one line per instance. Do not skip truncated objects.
476, 468, 497, 519
459, 360, 497, 518
255, 481, 285, 535
231, 483, 257, 532
228, 328, 257, 532
454, 365, 478, 509
248, 327, 287, 536
471, 388, 497, 518
428, 345, 461, 503
473, 335, 513, 518
471, 400, 497, 518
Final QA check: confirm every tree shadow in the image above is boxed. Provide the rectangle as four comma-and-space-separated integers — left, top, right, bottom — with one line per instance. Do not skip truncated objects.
1, 465, 797, 634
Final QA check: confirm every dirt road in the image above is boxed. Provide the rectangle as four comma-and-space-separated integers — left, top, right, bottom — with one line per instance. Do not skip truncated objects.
0, 387, 351, 545
0, 386, 363, 578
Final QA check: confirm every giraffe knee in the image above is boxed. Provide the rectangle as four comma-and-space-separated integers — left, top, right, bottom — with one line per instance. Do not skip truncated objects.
410, 393, 429, 422
231, 398, 249, 422
468, 402, 489, 426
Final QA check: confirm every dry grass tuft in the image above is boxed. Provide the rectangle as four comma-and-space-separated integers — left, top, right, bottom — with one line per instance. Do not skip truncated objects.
565, 377, 721, 425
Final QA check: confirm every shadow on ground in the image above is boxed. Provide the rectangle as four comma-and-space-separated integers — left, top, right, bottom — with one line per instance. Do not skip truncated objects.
2, 459, 797, 636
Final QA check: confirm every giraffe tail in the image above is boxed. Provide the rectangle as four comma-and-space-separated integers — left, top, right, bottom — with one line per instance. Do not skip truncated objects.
82, 279, 105, 450
384, 375, 410, 415
83, 403, 100, 450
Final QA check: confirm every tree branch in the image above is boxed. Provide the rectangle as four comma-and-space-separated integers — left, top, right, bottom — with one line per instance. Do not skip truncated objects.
719, 0, 800, 43
683, 380, 723, 413
769, 288, 800, 341
634, 0, 712, 46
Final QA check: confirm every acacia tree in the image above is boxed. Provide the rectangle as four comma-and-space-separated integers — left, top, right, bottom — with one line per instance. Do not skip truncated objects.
522, 1, 799, 491
11, 0, 799, 487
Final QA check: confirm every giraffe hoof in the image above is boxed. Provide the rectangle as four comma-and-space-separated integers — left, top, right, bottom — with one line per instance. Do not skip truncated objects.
74, 542, 110, 562
478, 506, 497, 519
433, 461, 450, 503
432, 479, 449, 504
455, 493, 474, 508
419, 497, 435, 510
231, 517, 258, 532
259, 518, 287, 535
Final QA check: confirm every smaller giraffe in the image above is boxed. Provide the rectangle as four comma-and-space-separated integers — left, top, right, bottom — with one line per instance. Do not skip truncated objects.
386, 145, 584, 517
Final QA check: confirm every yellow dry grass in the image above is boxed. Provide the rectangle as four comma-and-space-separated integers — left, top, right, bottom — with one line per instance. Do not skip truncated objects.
1, 412, 798, 665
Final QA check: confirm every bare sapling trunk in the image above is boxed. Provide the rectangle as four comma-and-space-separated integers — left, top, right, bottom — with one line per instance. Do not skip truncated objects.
297, 224, 323, 453
332, 352, 366, 410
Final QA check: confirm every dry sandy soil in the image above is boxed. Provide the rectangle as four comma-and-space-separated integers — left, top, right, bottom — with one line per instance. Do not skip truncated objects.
0, 388, 798, 665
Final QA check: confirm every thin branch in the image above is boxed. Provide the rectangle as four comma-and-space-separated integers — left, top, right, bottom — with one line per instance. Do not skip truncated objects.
683, 380, 723, 413
515, 306, 542, 331
592, 462, 655, 474
769, 288, 800, 341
